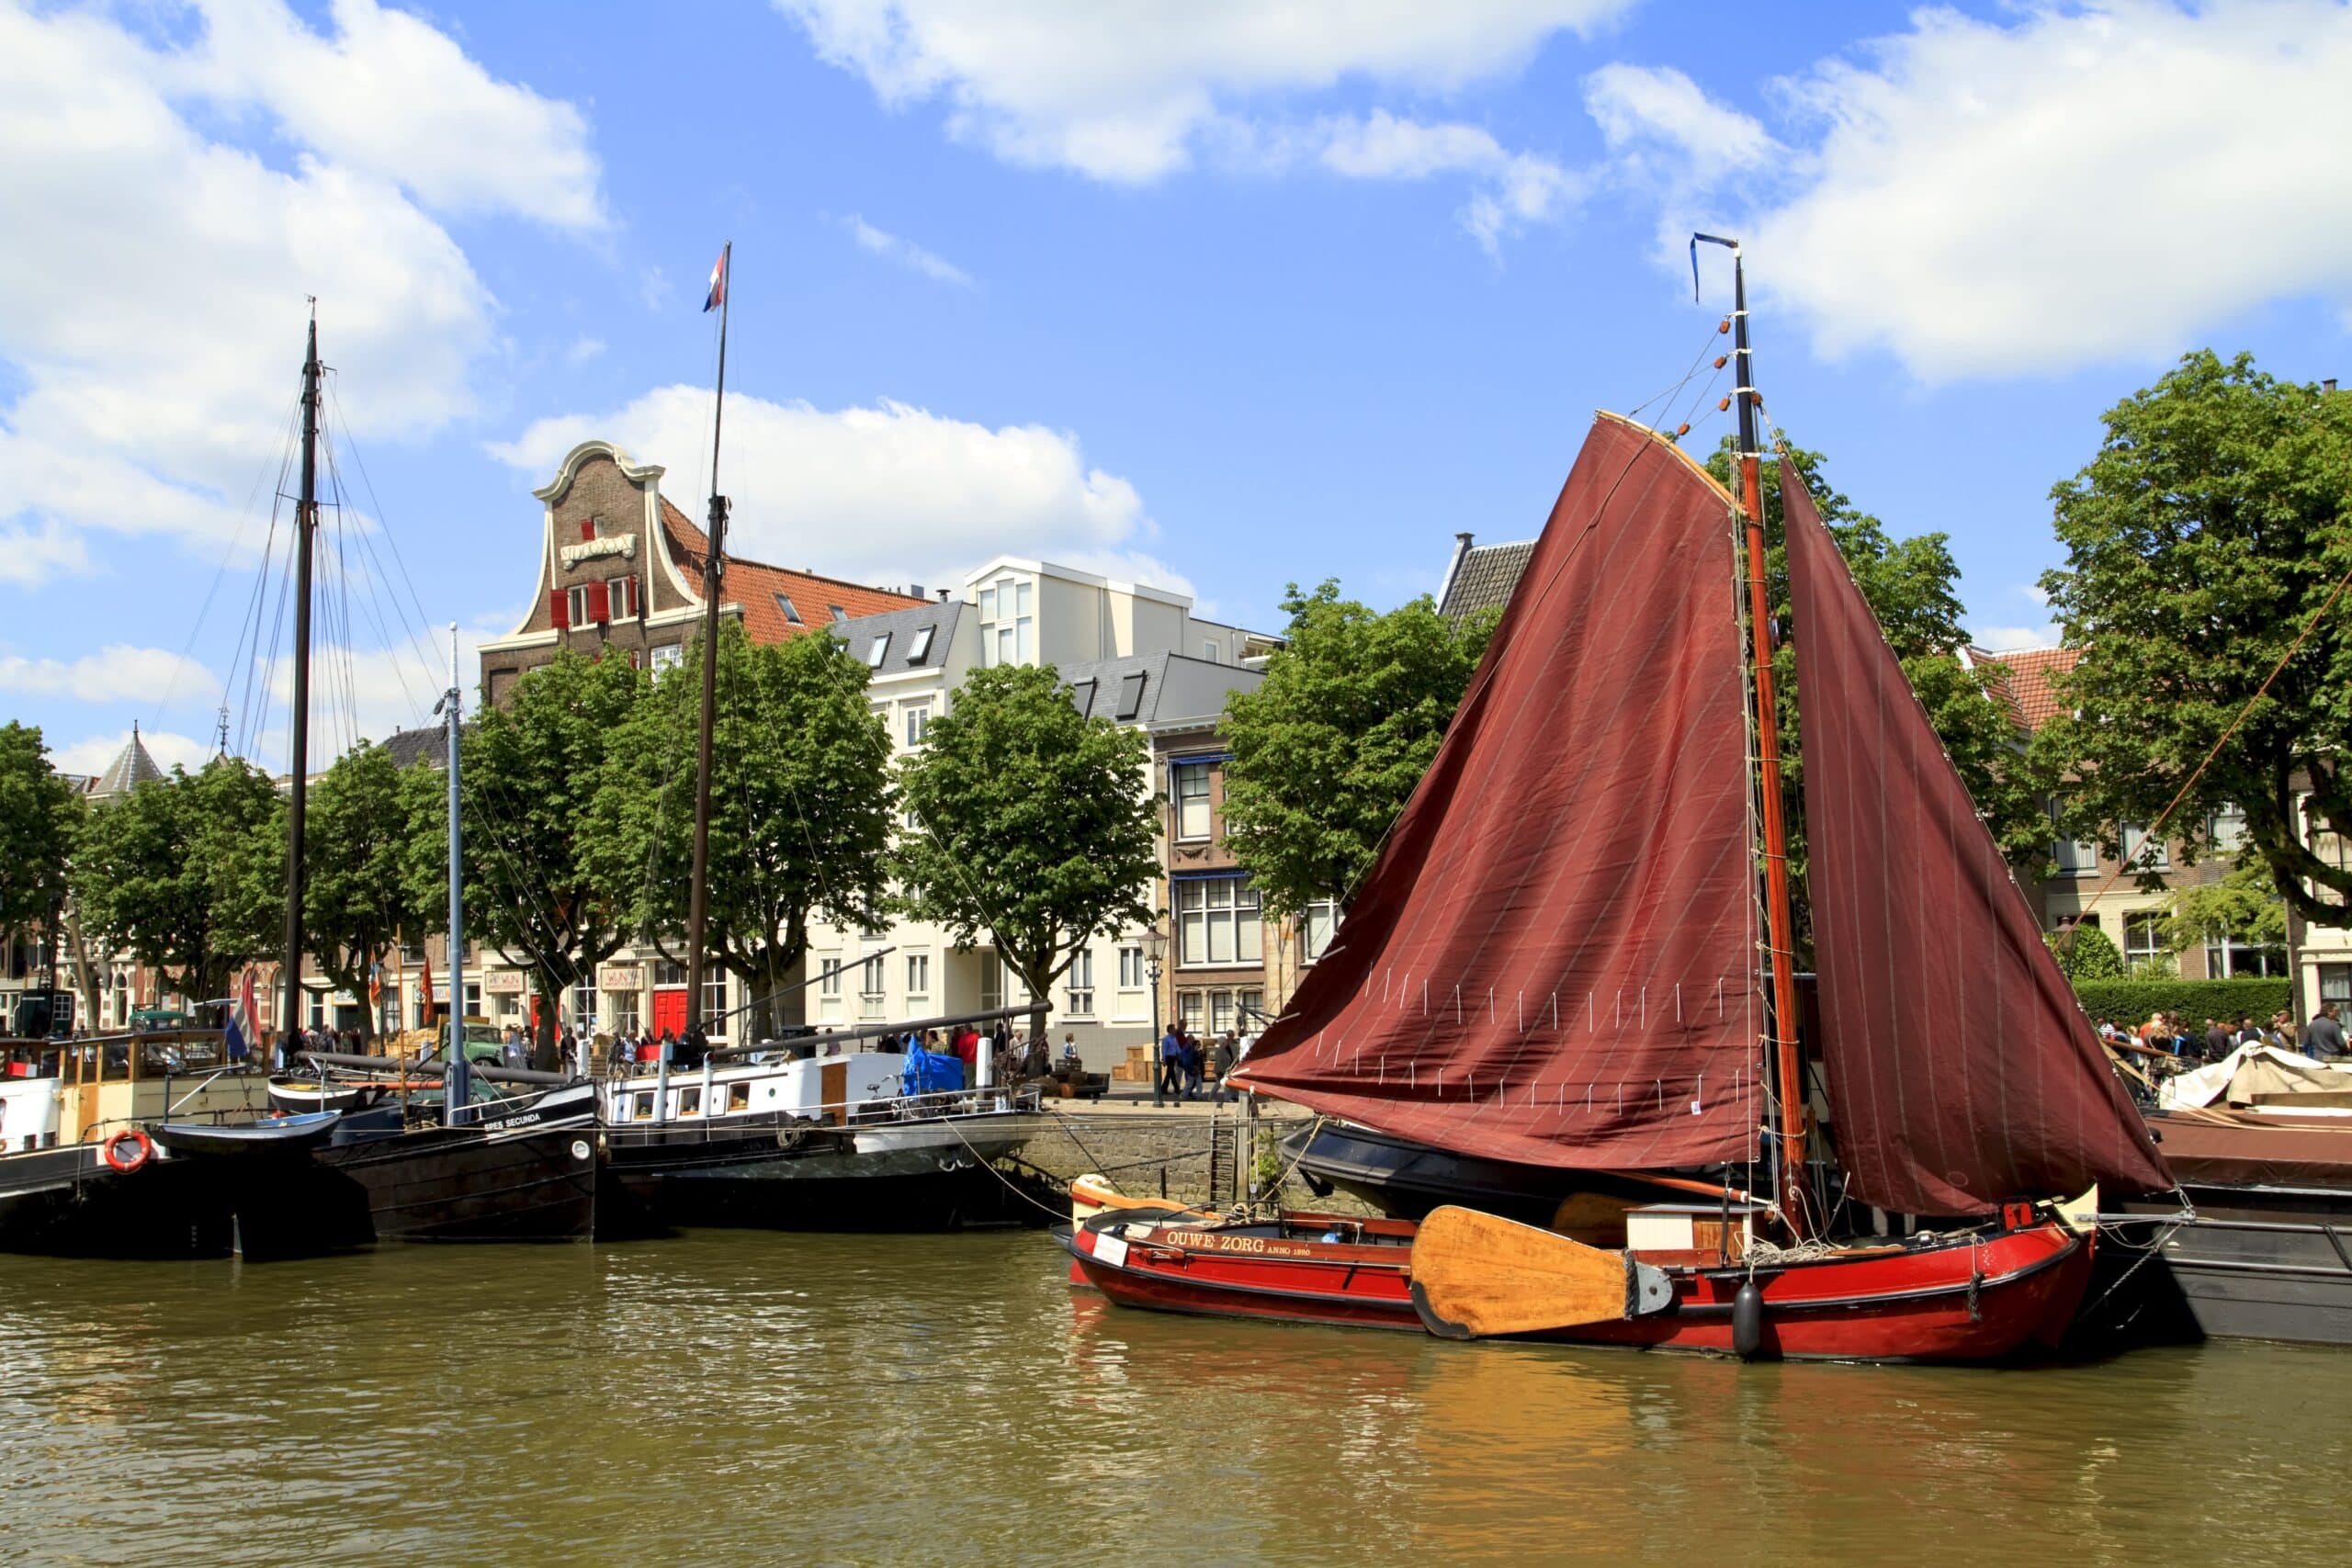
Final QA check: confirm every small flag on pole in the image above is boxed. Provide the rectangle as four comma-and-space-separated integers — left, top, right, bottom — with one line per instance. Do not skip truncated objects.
422, 955, 436, 1018
703, 248, 727, 313
226, 966, 258, 1061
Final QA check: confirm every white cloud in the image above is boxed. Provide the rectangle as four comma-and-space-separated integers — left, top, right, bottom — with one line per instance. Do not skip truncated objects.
778, 2, 1614, 248
488, 385, 1180, 593
0, 1, 603, 579
566, 336, 607, 367
1971, 625, 2060, 654
1736, 1, 2352, 378
166, 0, 605, 231
0, 519, 93, 586
0, 645, 216, 705
841, 215, 977, 288
1584, 62, 1775, 185
51, 728, 216, 779
779, 0, 1634, 181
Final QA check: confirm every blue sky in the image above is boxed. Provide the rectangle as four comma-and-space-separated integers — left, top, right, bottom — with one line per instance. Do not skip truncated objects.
5, 0, 2349, 778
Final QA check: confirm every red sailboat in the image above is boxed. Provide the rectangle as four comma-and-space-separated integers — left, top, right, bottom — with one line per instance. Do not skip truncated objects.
1063, 240, 2173, 1361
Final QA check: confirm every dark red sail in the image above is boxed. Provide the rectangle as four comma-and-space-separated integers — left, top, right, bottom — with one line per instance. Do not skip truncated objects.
1781, 462, 2171, 1214
1232, 416, 1765, 1171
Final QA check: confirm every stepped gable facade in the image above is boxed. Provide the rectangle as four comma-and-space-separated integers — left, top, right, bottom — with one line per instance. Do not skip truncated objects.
477, 438, 921, 706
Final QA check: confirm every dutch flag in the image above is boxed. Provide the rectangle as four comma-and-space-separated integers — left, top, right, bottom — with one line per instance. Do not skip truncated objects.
703, 247, 727, 313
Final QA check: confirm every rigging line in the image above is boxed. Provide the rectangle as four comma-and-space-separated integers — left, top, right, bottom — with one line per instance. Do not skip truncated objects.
2058, 547, 2352, 945
225, 477, 287, 760
162, 389, 306, 730
1623, 320, 1735, 423
231, 420, 303, 758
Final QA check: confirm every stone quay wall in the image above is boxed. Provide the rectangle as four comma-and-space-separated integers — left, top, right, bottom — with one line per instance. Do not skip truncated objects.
1012, 1103, 1378, 1216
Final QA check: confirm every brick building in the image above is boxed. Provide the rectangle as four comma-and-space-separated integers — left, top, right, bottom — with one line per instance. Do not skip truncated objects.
476, 438, 920, 703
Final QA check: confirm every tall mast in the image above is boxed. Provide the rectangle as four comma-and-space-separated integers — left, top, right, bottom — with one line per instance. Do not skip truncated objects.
280, 305, 321, 1050
1696, 234, 1809, 1235
685, 242, 731, 1043
444, 622, 470, 1118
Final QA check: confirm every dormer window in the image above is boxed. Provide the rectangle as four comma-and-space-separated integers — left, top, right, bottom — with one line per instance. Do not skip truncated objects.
866, 633, 891, 668
907, 625, 935, 664
776, 594, 803, 626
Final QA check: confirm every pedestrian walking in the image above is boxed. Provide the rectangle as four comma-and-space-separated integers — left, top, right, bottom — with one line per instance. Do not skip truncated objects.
1210, 1032, 1237, 1104
1156, 1022, 1182, 1107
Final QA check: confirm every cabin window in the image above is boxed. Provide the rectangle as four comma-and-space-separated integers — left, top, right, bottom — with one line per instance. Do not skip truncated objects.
632, 1093, 654, 1121
678, 1087, 701, 1117
729, 1084, 752, 1111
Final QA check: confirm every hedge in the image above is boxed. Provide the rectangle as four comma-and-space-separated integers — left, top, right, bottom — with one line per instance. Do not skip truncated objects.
2071, 976, 2292, 1027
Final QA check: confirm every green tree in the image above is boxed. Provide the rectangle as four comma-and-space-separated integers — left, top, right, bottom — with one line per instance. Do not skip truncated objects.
0, 722, 80, 951
2164, 857, 2290, 962
2033, 351, 2352, 923
583, 623, 894, 1040
1219, 582, 1496, 919
1707, 441, 2052, 880
2044, 921, 2126, 981
894, 661, 1159, 1052
409, 649, 642, 1067
260, 740, 429, 1043
74, 758, 280, 1002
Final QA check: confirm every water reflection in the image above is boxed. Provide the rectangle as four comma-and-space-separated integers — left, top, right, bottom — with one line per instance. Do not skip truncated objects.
0, 1235, 2346, 1565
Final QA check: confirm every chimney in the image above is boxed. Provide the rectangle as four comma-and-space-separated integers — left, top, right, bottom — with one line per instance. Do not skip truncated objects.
907, 583, 925, 601
936, 589, 949, 602
1437, 531, 1476, 616
2325, 378, 2339, 394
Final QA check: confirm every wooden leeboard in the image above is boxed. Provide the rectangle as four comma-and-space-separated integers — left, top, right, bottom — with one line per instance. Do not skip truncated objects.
1408, 1205, 1633, 1339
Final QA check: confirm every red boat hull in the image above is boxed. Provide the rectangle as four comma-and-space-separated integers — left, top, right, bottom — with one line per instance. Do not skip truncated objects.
1060, 1214, 2094, 1363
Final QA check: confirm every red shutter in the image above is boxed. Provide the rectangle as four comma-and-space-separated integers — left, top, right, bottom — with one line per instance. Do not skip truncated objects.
549, 587, 569, 629
580, 517, 595, 541
586, 581, 610, 624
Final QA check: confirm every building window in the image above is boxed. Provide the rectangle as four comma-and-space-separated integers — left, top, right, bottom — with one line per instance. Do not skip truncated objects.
1238, 987, 1263, 1031
1173, 762, 1212, 840
1177, 877, 1261, 966
650, 644, 683, 674
2124, 911, 2168, 968
701, 973, 728, 1034
906, 953, 931, 999
1209, 989, 1235, 1035
1178, 991, 1204, 1034
2321, 964, 2352, 1006
606, 988, 640, 1035
829, 605, 847, 622
1114, 671, 1148, 720
1303, 897, 1339, 962
866, 633, 891, 668
1069, 678, 1096, 717
654, 958, 686, 988
2120, 823, 2169, 871
907, 625, 935, 664
978, 579, 1034, 667
2211, 805, 2248, 852
776, 594, 804, 626
463, 982, 481, 1018
1204, 638, 1220, 662
904, 704, 931, 746
819, 953, 842, 997
398, 940, 424, 965
858, 956, 886, 1020
2205, 935, 2285, 978
1065, 950, 1094, 1017
567, 584, 595, 627
2052, 835, 2098, 876
1117, 944, 1146, 990
571, 983, 596, 1029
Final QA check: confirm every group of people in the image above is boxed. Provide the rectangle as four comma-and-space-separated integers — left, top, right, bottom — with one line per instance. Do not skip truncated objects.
1155, 1025, 1239, 1105
2095, 1001, 2346, 1064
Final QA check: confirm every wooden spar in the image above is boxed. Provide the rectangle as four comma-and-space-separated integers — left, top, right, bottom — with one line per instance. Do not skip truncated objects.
280, 307, 320, 1048
684, 241, 731, 1045
1408, 1205, 1672, 1339
1700, 233, 1809, 1237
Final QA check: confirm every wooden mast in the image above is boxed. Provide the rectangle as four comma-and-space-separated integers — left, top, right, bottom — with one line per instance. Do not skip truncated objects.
684, 243, 731, 1047
1698, 234, 1808, 1236
279, 305, 321, 1051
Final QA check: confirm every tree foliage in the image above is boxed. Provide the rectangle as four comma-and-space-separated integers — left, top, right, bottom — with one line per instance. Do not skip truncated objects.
894, 661, 1159, 1045
1219, 582, 1496, 918
408, 649, 641, 1066
2044, 921, 2125, 981
2165, 856, 2290, 957
74, 758, 280, 999
266, 740, 429, 1043
584, 624, 894, 1039
0, 722, 80, 946
1706, 440, 2052, 883
2032, 350, 2352, 923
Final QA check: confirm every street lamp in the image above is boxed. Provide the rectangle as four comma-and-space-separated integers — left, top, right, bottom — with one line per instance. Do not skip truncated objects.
1142, 910, 1168, 1107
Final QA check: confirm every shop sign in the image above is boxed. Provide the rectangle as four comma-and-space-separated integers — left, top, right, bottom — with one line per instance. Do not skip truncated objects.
482, 971, 526, 995
596, 964, 642, 991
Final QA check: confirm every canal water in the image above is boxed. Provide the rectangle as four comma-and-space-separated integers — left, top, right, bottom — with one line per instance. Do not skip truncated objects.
2, 1231, 2345, 1566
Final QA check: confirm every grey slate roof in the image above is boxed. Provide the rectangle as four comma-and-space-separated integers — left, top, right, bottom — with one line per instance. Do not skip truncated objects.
379, 726, 447, 769
1438, 538, 1535, 621
91, 728, 164, 798
829, 600, 963, 671
1058, 651, 1261, 728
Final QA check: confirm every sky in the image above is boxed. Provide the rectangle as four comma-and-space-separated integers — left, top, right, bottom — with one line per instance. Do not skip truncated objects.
4, 0, 2349, 781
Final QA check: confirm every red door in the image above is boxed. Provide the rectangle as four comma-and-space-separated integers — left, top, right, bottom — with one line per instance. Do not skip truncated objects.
653, 987, 688, 1038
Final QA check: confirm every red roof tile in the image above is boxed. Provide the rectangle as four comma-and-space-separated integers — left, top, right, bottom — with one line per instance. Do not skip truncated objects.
660, 499, 922, 641
1984, 646, 2080, 732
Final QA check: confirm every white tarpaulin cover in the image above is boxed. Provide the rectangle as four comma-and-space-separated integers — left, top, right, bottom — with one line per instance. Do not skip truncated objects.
2159, 1043, 2352, 1111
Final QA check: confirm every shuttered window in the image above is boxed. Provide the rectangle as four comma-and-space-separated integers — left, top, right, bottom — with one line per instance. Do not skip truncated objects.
586, 581, 610, 623
549, 588, 569, 629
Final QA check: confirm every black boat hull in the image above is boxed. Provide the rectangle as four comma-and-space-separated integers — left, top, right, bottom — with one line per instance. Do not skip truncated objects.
0, 1141, 370, 1260
319, 1123, 601, 1242
2120, 1181, 2352, 1347
1280, 1120, 1659, 1225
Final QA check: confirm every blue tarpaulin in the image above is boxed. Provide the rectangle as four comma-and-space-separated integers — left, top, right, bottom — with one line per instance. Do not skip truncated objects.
900, 1044, 964, 1097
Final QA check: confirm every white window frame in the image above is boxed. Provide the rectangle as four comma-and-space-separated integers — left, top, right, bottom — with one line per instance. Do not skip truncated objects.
650, 643, 683, 674
2120, 823, 2170, 871
977, 576, 1035, 667
1065, 950, 1095, 1017
1173, 762, 1212, 841
1303, 897, 1340, 963
904, 704, 931, 747
906, 953, 931, 999
2124, 910, 2167, 966
1177, 876, 1261, 967
819, 953, 842, 998
1117, 944, 1146, 991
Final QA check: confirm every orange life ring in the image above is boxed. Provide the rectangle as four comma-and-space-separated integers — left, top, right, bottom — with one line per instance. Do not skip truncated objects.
102, 1128, 154, 1173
